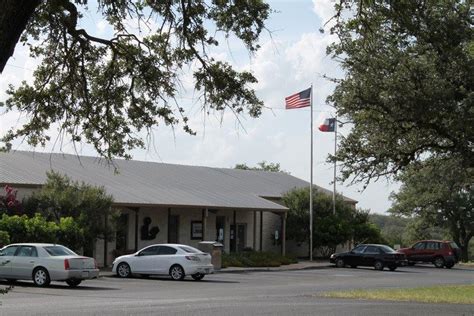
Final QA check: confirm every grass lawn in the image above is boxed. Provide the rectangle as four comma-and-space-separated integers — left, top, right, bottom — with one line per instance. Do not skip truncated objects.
321, 284, 474, 304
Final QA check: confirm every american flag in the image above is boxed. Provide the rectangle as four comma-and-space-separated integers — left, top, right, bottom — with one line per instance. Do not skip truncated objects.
285, 87, 311, 109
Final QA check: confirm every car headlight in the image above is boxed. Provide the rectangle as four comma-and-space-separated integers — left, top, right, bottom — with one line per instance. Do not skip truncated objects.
330, 254, 336, 259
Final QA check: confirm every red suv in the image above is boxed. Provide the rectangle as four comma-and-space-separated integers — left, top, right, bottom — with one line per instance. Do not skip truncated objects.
398, 240, 461, 269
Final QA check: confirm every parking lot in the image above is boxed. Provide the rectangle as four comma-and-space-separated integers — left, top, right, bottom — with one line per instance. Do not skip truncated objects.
0, 265, 473, 316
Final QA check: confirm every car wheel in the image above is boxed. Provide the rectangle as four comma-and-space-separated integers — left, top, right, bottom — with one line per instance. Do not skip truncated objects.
33, 267, 51, 287
169, 265, 185, 281
389, 266, 397, 271
374, 261, 384, 271
407, 261, 415, 266
433, 257, 445, 268
445, 263, 454, 269
117, 262, 132, 278
66, 279, 82, 287
335, 258, 345, 268
191, 273, 205, 281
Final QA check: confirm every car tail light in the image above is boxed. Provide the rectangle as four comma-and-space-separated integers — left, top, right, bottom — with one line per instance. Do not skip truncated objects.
185, 255, 200, 261
64, 259, 70, 270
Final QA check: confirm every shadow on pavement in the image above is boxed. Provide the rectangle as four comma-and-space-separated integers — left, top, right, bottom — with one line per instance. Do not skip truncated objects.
0, 280, 119, 291
107, 275, 240, 284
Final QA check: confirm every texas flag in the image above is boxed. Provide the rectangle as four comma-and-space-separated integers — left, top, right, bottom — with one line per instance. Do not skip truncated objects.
318, 118, 336, 132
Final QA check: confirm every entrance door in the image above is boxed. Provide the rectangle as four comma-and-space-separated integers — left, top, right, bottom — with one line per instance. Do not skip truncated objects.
116, 214, 129, 253
168, 215, 179, 243
215, 216, 225, 243
230, 224, 246, 252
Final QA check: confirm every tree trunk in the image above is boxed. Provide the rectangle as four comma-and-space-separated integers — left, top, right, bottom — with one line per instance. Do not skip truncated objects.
0, 0, 41, 73
460, 236, 472, 262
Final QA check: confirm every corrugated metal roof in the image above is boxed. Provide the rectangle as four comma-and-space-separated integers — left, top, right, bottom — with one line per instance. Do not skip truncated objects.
0, 151, 357, 211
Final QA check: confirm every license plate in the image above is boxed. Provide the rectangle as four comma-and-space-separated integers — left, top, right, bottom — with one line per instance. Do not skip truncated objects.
81, 271, 89, 278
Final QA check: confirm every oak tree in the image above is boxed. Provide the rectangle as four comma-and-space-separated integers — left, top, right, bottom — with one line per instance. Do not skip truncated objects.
327, 0, 473, 186
0, 0, 270, 159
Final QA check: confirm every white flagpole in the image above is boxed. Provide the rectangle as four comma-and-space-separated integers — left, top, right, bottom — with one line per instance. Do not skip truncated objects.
333, 116, 337, 215
309, 84, 313, 261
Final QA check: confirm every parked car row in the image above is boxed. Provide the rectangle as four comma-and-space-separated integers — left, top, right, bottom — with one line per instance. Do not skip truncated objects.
0, 239, 461, 287
330, 240, 461, 271
0, 243, 214, 287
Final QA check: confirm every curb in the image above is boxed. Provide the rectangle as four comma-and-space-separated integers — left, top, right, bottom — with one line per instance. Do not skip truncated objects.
99, 264, 332, 277
213, 264, 332, 274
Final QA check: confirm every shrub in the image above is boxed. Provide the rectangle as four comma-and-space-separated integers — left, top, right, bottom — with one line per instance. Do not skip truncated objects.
0, 231, 10, 247
222, 251, 297, 268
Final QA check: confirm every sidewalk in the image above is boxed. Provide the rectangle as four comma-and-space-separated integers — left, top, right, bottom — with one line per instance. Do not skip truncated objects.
218, 260, 330, 273
99, 260, 331, 277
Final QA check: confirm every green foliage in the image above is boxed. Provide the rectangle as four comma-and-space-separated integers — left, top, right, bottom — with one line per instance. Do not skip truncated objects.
390, 157, 473, 261
1, 1, 271, 159
23, 171, 115, 255
57, 217, 85, 252
327, 0, 474, 186
222, 251, 297, 268
234, 161, 289, 174
0, 214, 56, 243
282, 187, 383, 256
0, 213, 84, 252
0, 230, 10, 246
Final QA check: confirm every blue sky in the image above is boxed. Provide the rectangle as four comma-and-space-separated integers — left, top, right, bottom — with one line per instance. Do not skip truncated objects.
0, 0, 399, 214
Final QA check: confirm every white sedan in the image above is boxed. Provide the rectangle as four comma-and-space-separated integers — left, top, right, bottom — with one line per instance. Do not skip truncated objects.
0, 243, 99, 287
112, 244, 214, 281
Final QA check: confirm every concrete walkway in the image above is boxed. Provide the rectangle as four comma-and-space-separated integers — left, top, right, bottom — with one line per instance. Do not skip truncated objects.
218, 260, 331, 273
100, 260, 331, 277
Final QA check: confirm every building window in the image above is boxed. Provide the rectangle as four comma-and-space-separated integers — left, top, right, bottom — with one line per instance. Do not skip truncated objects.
191, 221, 203, 240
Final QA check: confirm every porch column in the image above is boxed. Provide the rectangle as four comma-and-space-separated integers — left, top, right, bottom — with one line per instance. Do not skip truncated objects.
259, 211, 263, 251
233, 210, 237, 253
202, 208, 208, 241
133, 207, 139, 251
103, 210, 108, 267
253, 211, 257, 250
282, 212, 287, 256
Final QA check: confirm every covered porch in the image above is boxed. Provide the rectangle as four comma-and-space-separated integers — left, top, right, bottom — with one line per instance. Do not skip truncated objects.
97, 205, 287, 267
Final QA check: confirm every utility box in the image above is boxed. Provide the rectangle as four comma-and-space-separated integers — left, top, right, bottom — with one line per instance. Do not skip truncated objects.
198, 241, 224, 270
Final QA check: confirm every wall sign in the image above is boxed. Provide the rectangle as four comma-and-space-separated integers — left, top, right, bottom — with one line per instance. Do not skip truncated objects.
191, 221, 203, 240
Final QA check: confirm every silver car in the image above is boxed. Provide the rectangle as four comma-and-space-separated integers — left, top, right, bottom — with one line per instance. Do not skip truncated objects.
0, 243, 99, 287
112, 244, 214, 281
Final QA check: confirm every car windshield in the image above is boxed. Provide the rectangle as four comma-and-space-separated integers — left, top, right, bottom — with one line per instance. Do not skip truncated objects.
378, 245, 397, 253
449, 242, 459, 249
179, 246, 200, 253
44, 245, 77, 256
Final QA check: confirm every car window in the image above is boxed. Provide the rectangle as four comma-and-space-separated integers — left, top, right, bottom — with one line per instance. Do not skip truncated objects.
179, 246, 199, 253
352, 246, 366, 254
139, 246, 160, 256
426, 242, 439, 250
363, 246, 380, 254
0, 246, 19, 256
16, 246, 38, 257
44, 246, 76, 256
413, 242, 425, 250
378, 245, 397, 253
158, 246, 177, 255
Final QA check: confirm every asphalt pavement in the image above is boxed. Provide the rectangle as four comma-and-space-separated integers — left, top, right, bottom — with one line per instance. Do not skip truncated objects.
0, 263, 473, 316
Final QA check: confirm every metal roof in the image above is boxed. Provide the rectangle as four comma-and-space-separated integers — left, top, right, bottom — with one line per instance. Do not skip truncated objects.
0, 151, 357, 211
